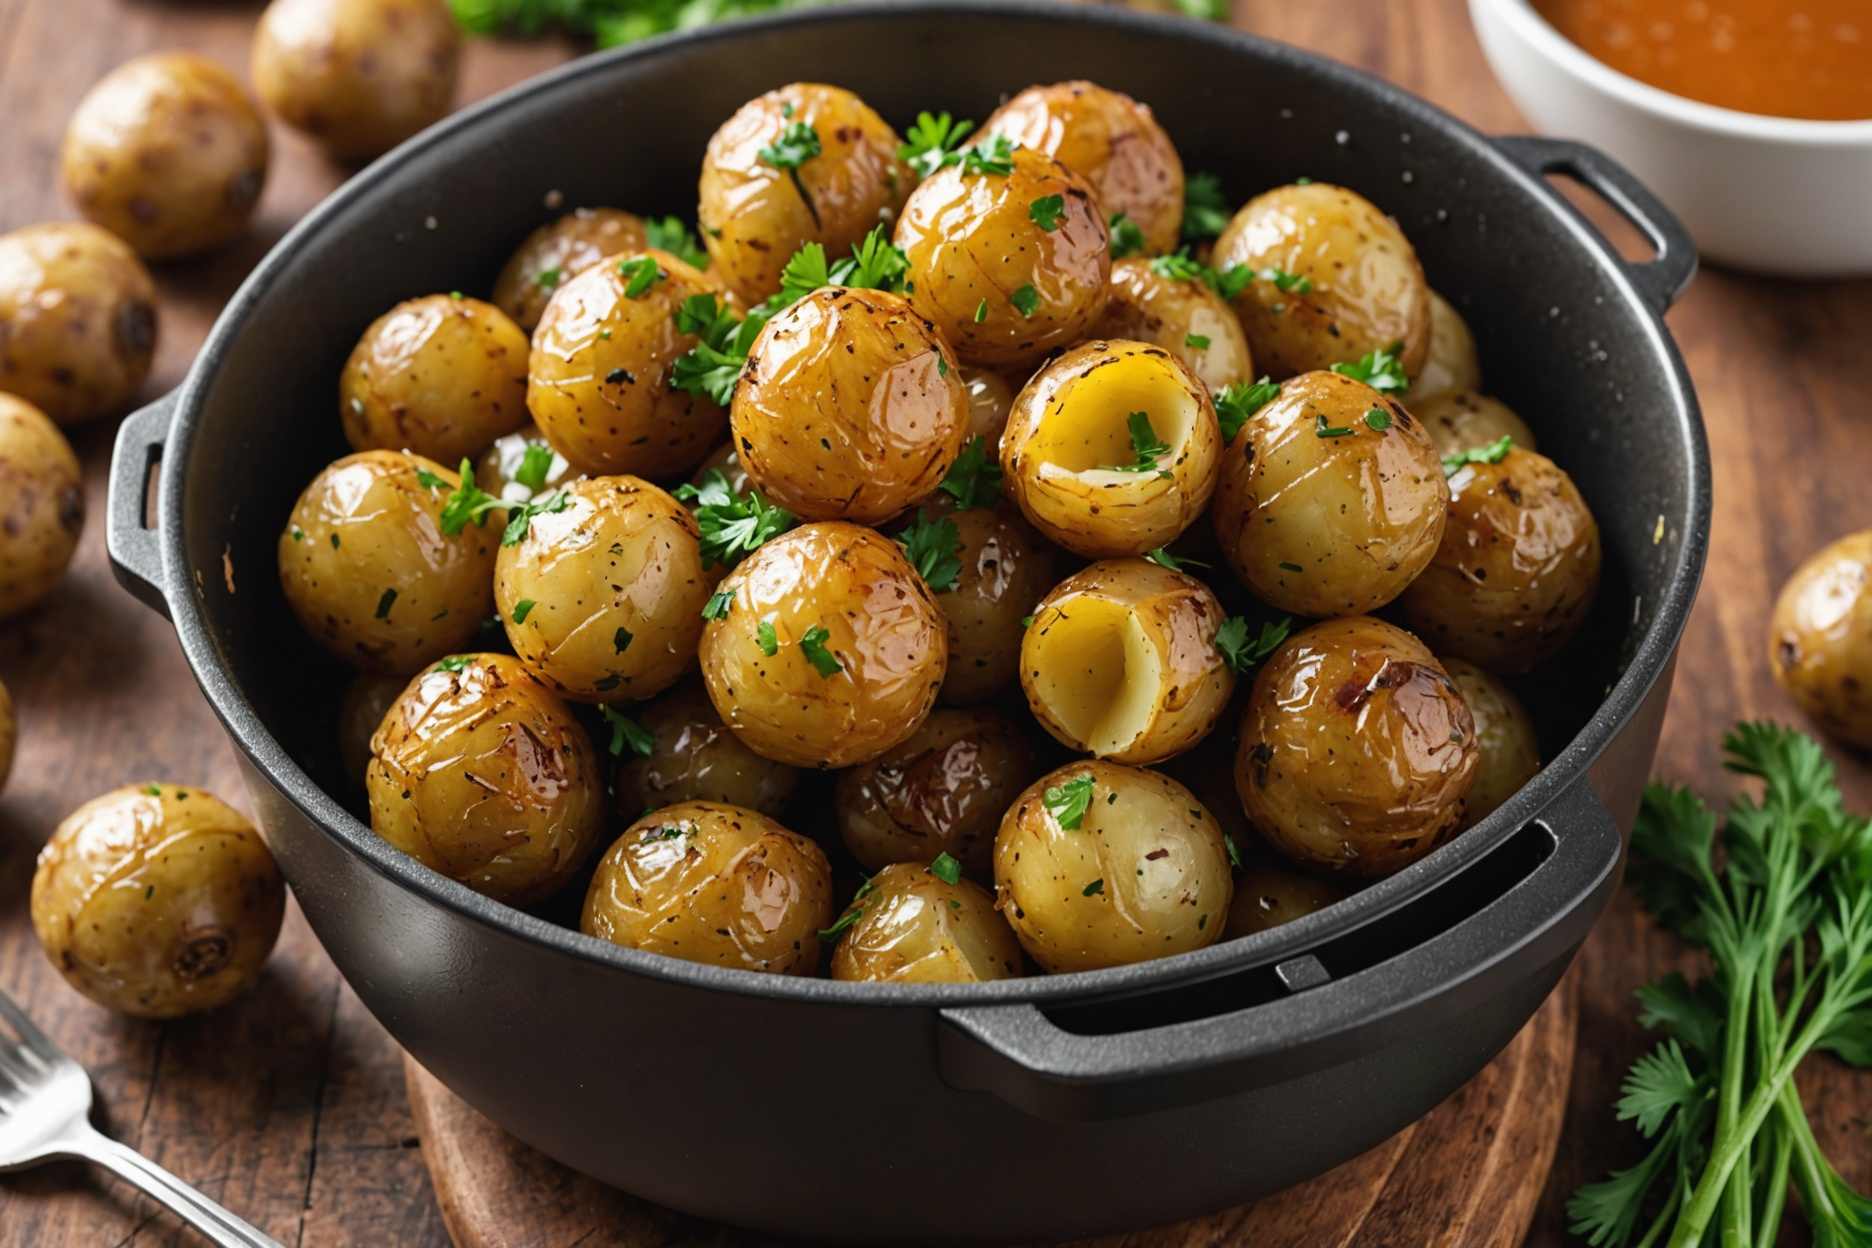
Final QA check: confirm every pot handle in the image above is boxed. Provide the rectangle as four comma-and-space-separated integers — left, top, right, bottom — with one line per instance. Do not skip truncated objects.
1492, 134, 1698, 315
936, 781, 1620, 1121
106, 389, 178, 619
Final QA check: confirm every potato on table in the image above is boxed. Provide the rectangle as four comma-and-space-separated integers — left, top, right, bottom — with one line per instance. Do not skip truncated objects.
1404, 290, 1482, 406
612, 680, 801, 818
932, 507, 1059, 705
0, 223, 157, 425
1769, 529, 1872, 749
491, 207, 650, 332
829, 861, 1022, 984
1091, 256, 1256, 391
1224, 867, 1346, 939
0, 394, 85, 619
1416, 391, 1536, 459
1442, 658, 1541, 829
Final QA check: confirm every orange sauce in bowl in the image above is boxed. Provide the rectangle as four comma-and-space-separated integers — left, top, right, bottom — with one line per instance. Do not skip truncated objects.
1531, 0, 1872, 121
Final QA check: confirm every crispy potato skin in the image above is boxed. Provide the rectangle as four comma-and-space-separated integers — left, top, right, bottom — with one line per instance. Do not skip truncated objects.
830, 862, 1023, 983
1236, 617, 1477, 878
1442, 658, 1541, 829
336, 670, 409, 789
473, 423, 578, 508
1091, 258, 1256, 391
734, 287, 968, 523
936, 508, 1060, 705
253, 0, 460, 162
896, 147, 1110, 369
1223, 867, 1346, 939
492, 208, 649, 332
581, 801, 833, 975
1212, 182, 1430, 379
340, 294, 530, 463
995, 761, 1231, 972
698, 83, 913, 306
367, 654, 604, 904
0, 395, 84, 618
983, 80, 1185, 255
1213, 370, 1447, 616
495, 476, 709, 703
699, 522, 947, 768
32, 785, 285, 1018
1769, 530, 1872, 748
279, 450, 496, 673
835, 707, 1037, 879
61, 54, 268, 260
1404, 290, 1482, 406
1002, 339, 1221, 558
1021, 558, 1233, 764
1394, 448, 1601, 674
1416, 390, 1537, 459
613, 680, 801, 818
0, 223, 156, 425
527, 248, 727, 480
960, 367, 1015, 447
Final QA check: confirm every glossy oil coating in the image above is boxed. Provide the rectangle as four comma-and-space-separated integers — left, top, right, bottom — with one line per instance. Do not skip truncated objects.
830, 861, 1023, 983
367, 653, 603, 904
473, 423, 578, 506
1769, 529, 1872, 748
1222, 866, 1347, 939
1442, 658, 1541, 831
581, 801, 832, 975
734, 286, 968, 523
1235, 616, 1477, 877
895, 147, 1110, 369
0, 394, 85, 619
612, 680, 801, 818
1091, 257, 1256, 391
1415, 390, 1538, 459
698, 521, 947, 768
491, 208, 650, 332
931, 506, 1059, 705
31, 784, 285, 1018
1394, 447, 1602, 674
0, 223, 156, 425
1402, 290, 1481, 407
959, 366, 1015, 447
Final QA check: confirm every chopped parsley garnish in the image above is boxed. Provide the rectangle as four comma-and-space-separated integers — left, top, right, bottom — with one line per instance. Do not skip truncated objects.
1145, 547, 1208, 572
672, 468, 796, 568
1315, 413, 1356, 439
143, 783, 162, 797
973, 298, 989, 324
1009, 284, 1040, 318
899, 110, 976, 179
1261, 267, 1313, 294
1020, 614, 1035, 629
956, 134, 1016, 177
597, 706, 654, 758
1215, 615, 1292, 673
818, 878, 877, 941
1329, 342, 1410, 393
1208, 263, 1255, 301
510, 598, 536, 624
1028, 194, 1065, 231
938, 435, 1003, 510
1108, 211, 1146, 259
644, 215, 708, 269
895, 510, 962, 592
1182, 171, 1231, 241
1107, 411, 1173, 477
1082, 878, 1105, 897
1225, 833, 1243, 869
1279, 560, 1304, 573
513, 441, 555, 492
929, 852, 962, 886
798, 625, 841, 677
826, 226, 909, 291
1215, 377, 1281, 442
759, 121, 823, 226
375, 588, 397, 619
1364, 407, 1393, 432
1442, 436, 1515, 476
501, 490, 571, 546
701, 589, 734, 621
640, 824, 687, 844
1185, 333, 1211, 349
756, 619, 778, 656
613, 627, 633, 654
616, 255, 665, 298
535, 266, 561, 290
1150, 249, 1207, 282
289, 526, 305, 542
434, 655, 473, 673
1043, 773, 1096, 830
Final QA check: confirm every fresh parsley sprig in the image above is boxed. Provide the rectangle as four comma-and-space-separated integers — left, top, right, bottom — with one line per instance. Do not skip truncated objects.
1043, 774, 1096, 830
899, 110, 975, 179
1106, 411, 1173, 478
895, 510, 962, 592
938, 436, 1003, 510
597, 705, 655, 758
644, 215, 708, 269
1182, 171, 1231, 241
1215, 377, 1280, 442
1108, 212, 1146, 259
672, 468, 796, 568
1214, 616, 1292, 673
1441, 436, 1514, 477
1330, 342, 1411, 393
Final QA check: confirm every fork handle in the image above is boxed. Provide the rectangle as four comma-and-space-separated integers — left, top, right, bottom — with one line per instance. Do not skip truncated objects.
59, 1123, 285, 1248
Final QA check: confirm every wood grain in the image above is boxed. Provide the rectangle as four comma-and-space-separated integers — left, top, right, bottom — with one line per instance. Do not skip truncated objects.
0, 1, 1867, 1245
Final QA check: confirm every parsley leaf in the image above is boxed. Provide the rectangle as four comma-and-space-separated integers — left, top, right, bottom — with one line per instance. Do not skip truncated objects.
1215, 377, 1280, 442
1108, 211, 1145, 259
1364, 407, 1393, 432
758, 120, 821, 170
957, 134, 1016, 176
1028, 194, 1065, 231
1261, 267, 1313, 294
1145, 547, 1209, 572
1441, 436, 1515, 476
701, 589, 733, 621
1043, 774, 1096, 830
672, 468, 796, 568
669, 293, 764, 406
1107, 411, 1172, 477
434, 655, 472, 673
430, 458, 506, 536
826, 226, 909, 291
1150, 249, 1208, 282
1315, 413, 1356, 439
1182, 171, 1231, 241
775, 241, 832, 306
1329, 342, 1411, 393
929, 852, 962, 885
510, 598, 536, 624
535, 266, 561, 290
616, 255, 665, 299
1009, 284, 1040, 318
1185, 333, 1211, 349
644, 215, 708, 269
1082, 878, 1105, 897
899, 110, 976, 179
597, 705, 655, 758
895, 510, 962, 592
818, 878, 876, 941
374, 588, 397, 620
757, 619, 778, 656
1214, 615, 1292, 673
938, 435, 1003, 510
973, 298, 989, 324
1208, 263, 1255, 301
501, 490, 571, 546
513, 441, 555, 492
798, 625, 841, 677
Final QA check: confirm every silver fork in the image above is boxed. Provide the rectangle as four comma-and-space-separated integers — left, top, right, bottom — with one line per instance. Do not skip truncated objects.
0, 989, 283, 1247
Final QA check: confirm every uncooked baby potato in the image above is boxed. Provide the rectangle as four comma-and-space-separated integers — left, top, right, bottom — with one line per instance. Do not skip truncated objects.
32, 784, 285, 1018
253, 0, 462, 162
1404, 290, 1482, 406
935, 507, 1060, 705
829, 862, 1022, 984
1442, 658, 1541, 829
491, 207, 649, 332
1091, 257, 1255, 391
1768, 529, 1872, 749
1000, 340, 1221, 558
611, 681, 802, 818
368, 653, 604, 904
1416, 391, 1536, 459
581, 801, 833, 975
1021, 558, 1233, 765
0, 395, 85, 619
61, 53, 269, 260
0, 222, 157, 425
1223, 867, 1346, 939
994, 760, 1232, 972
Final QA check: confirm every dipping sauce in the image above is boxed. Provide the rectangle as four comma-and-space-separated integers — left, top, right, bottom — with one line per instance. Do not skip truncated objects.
1531, 1, 1871, 121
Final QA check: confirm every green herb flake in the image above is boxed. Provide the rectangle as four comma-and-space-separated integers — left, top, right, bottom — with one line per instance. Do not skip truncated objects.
817, 877, 877, 942
1214, 377, 1281, 443
501, 490, 572, 547
672, 468, 796, 568
289, 526, 305, 542
1145, 547, 1209, 572
957, 134, 1016, 177
1082, 878, 1106, 897
1108, 211, 1146, 259
1225, 834, 1243, 869
613, 627, 633, 654
598, 705, 655, 758
1364, 407, 1393, 432
758, 120, 821, 171
644, 216, 709, 270
1185, 333, 1211, 350
1028, 194, 1066, 231
757, 619, 779, 657
375, 588, 398, 620
1009, 284, 1040, 318
798, 624, 841, 677
701, 589, 734, 621
1182, 171, 1231, 241
929, 852, 963, 886
514, 441, 555, 492
1043, 773, 1097, 830
1315, 413, 1356, 439
1279, 560, 1304, 573
1329, 342, 1410, 393
1150, 249, 1208, 283
434, 655, 473, 673
143, 783, 162, 797
1214, 615, 1293, 674
1441, 436, 1515, 476
895, 510, 963, 593
510, 598, 536, 624
973, 298, 989, 324
1261, 267, 1313, 294
617, 255, 666, 299
1020, 614, 1035, 629
1107, 411, 1172, 477
938, 435, 1003, 510
898, 111, 976, 179
535, 266, 562, 291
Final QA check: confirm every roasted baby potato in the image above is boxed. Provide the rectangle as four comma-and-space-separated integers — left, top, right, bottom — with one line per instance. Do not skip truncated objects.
278, 450, 496, 673
960, 367, 1015, 447
995, 760, 1232, 972
935, 508, 1060, 705
699, 522, 947, 768
495, 476, 709, 703
1769, 530, 1872, 748
613, 680, 802, 818
0, 395, 84, 618
32, 784, 285, 1018
1212, 370, 1446, 617
337, 670, 408, 789
528, 247, 727, 480
1416, 391, 1537, 459
1236, 617, 1477, 877
491, 208, 649, 332
733, 287, 968, 523
1001, 340, 1221, 558
829, 862, 1022, 983
896, 146, 1110, 369
581, 801, 833, 975
1091, 257, 1256, 391
368, 653, 604, 903
1211, 182, 1430, 379
0, 679, 14, 795
0, 223, 156, 425
1404, 290, 1482, 406
1442, 658, 1541, 828
983, 80, 1185, 255
253, 0, 461, 162
1394, 447, 1601, 674
698, 83, 913, 306
1223, 867, 1346, 939
340, 294, 530, 464
836, 708, 1037, 879
61, 53, 268, 260
1022, 558, 1233, 764
473, 423, 577, 507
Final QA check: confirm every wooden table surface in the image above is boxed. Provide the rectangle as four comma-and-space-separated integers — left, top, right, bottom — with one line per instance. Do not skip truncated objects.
1, 1, 1867, 1244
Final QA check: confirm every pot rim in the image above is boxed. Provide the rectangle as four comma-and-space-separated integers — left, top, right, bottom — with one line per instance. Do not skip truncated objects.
159, 0, 1711, 1009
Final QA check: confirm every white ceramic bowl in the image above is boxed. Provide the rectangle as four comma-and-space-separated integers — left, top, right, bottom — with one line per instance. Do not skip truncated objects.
1470, 0, 1872, 277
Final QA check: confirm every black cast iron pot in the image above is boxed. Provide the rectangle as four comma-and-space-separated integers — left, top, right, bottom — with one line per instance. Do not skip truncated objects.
103, 4, 1709, 1240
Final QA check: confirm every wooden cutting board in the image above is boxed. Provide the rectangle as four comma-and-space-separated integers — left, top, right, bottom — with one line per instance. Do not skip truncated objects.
403, 971, 1576, 1248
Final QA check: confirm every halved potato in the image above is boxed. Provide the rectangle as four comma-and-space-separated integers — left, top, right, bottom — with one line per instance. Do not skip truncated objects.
1091, 257, 1255, 391
1416, 391, 1537, 459
829, 861, 1022, 984
1404, 290, 1482, 406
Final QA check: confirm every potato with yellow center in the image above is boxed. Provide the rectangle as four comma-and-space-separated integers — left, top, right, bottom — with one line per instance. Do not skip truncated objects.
1769, 530, 1872, 749
1001, 339, 1220, 558
1236, 617, 1477, 878
733, 287, 968, 524
895, 146, 1110, 370
1404, 290, 1482, 406
1223, 867, 1347, 939
491, 207, 649, 332
1416, 391, 1537, 459
830, 862, 1023, 983
367, 654, 604, 904
1211, 182, 1430, 379
1091, 258, 1256, 391
699, 522, 947, 768
1442, 658, 1541, 829
581, 802, 833, 975
995, 761, 1232, 973
0, 395, 85, 619
527, 248, 727, 480
0, 223, 156, 425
